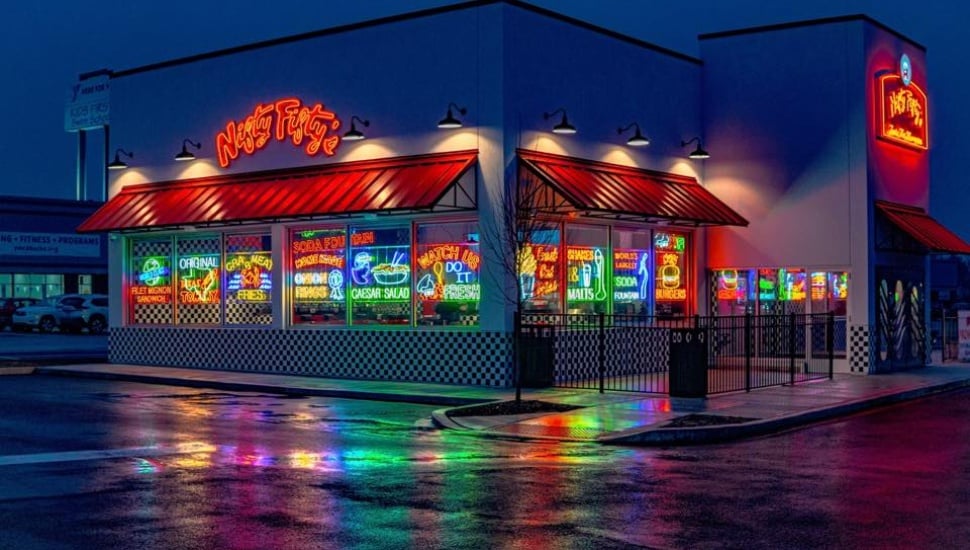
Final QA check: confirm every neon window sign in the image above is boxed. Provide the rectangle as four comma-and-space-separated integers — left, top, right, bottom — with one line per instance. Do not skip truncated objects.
291, 229, 347, 304
759, 268, 778, 301
131, 256, 173, 305
215, 97, 342, 168
226, 253, 272, 303
613, 248, 650, 303
878, 73, 928, 151
780, 269, 806, 301
519, 243, 559, 303
415, 243, 481, 302
717, 269, 745, 301
810, 272, 828, 302
178, 254, 221, 305
566, 246, 608, 303
349, 229, 411, 303
654, 232, 687, 301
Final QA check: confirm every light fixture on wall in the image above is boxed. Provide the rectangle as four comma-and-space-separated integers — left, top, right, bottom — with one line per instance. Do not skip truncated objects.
617, 122, 650, 146
107, 148, 133, 170
681, 137, 710, 159
174, 139, 202, 161
544, 108, 576, 134
343, 115, 370, 141
437, 103, 467, 129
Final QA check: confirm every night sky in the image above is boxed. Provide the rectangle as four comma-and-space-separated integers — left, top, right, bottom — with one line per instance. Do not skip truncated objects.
2, 0, 965, 235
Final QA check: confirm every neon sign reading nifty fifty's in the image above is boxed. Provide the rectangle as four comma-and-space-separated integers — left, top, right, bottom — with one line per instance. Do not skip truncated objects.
878, 73, 928, 150
215, 97, 342, 168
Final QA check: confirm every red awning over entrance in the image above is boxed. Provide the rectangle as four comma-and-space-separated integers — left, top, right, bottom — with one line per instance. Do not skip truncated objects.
517, 149, 747, 227
876, 200, 970, 254
78, 151, 477, 232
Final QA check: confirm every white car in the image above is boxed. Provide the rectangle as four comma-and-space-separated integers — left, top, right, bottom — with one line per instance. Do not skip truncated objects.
11, 294, 108, 334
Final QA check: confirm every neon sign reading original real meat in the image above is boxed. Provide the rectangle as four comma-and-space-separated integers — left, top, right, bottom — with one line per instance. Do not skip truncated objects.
178, 255, 220, 304
215, 97, 342, 168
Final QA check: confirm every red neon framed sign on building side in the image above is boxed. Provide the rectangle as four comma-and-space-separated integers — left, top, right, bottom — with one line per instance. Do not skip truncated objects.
215, 97, 343, 168
877, 54, 928, 151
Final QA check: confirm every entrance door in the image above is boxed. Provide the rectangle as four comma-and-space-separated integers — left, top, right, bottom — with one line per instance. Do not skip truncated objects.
875, 269, 926, 371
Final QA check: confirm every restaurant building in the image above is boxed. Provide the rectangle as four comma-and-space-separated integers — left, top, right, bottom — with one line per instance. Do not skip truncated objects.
77, 0, 970, 385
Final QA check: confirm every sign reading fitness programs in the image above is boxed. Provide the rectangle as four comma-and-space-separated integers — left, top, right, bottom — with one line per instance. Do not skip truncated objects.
0, 232, 102, 258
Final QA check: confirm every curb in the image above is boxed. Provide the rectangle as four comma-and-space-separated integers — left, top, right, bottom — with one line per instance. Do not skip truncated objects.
0, 367, 36, 376
601, 378, 970, 445
35, 367, 492, 407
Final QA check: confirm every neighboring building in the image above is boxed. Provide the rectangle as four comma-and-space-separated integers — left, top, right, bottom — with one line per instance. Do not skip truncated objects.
1, 196, 107, 299
77, 1, 969, 385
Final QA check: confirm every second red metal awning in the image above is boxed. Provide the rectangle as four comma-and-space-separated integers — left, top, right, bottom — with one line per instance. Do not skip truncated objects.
78, 150, 477, 232
517, 149, 747, 227
876, 200, 970, 254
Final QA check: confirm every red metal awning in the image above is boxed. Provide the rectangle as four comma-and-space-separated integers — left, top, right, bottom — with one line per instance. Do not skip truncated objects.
78, 151, 477, 232
875, 200, 970, 254
517, 149, 747, 227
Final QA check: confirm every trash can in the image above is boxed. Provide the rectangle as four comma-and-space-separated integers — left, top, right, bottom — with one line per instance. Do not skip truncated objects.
519, 325, 555, 388
668, 328, 708, 398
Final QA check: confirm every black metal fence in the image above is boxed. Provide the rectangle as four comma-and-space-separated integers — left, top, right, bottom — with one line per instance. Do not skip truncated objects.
516, 312, 837, 396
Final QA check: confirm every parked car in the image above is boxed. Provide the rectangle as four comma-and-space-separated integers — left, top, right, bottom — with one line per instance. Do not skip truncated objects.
59, 294, 109, 335
0, 297, 39, 329
11, 294, 108, 334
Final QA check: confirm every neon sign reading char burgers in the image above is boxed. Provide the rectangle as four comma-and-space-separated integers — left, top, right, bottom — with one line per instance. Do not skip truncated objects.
215, 97, 342, 168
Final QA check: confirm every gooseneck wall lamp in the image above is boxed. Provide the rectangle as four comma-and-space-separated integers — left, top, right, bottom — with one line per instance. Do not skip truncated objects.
107, 148, 133, 170
617, 123, 650, 146
174, 139, 202, 162
544, 108, 576, 134
437, 103, 467, 129
681, 137, 710, 159
343, 115, 370, 141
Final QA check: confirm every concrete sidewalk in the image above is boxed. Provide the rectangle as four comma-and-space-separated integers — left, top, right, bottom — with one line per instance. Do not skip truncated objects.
29, 362, 970, 445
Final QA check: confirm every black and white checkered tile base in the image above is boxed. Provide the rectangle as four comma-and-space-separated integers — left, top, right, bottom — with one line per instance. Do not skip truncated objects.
109, 327, 512, 386
848, 324, 872, 374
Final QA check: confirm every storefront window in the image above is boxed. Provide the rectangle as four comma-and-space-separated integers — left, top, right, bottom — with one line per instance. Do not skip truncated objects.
812, 271, 848, 315
565, 225, 609, 314
760, 267, 806, 314
415, 222, 480, 326
0, 274, 10, 297
13, 274, 63, 299
612, 228, 651, 316
175, 235, 221, 325
291, 228, 347, 325
78, 275, 93, 295
225, 234, 272, 325
715, 269, 755, 316
349, 226, 411, 325
129, 238, 174, 324
654, 231, 689, 316
518, 225, 561, 313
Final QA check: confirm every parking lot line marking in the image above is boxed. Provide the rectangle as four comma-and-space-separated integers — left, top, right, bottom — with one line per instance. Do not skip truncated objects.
0, 442, 215, 466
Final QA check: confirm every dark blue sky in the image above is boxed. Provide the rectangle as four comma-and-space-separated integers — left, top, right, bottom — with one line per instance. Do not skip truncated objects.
3, 0, 965, 235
